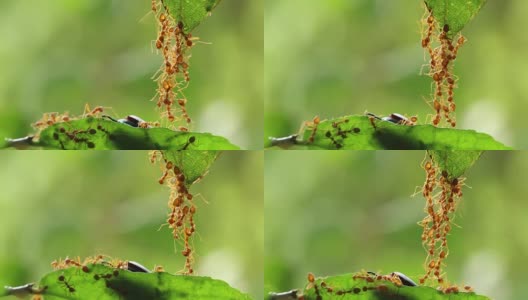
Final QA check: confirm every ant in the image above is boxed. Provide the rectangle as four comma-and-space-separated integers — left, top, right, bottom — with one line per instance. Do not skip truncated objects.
325, 131, 343, 149
389, 272, 418, 287
153, 265, 165, 272
83, 104, 106, 118
182, 136, 195, 150
298, 116, 320, 143
64, 257, 82, 267
58, 275, 75, 294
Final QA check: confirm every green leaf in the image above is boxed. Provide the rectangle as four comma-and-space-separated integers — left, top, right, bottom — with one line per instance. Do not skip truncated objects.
162, 150, 219, 186
429, 150, 482, 180
268, 115, 511, 150
4, 118, 239, 150
424, 0, 487, 38
271, 273, 489, 300
163, 0, 222, 32
1, 264, 251, 300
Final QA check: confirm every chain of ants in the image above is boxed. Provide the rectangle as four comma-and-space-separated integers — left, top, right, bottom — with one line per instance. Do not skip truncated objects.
152, 0, 193, 130
32, 105, 160, 145
300, 157, 471, 296
303, 270, 471, 299
301, 271, 404, 300
301, 115, 412, 149
297, 10, 465, 146
150, 150, 198, 275
33, 153, 199, 299
32, 106, 197, 149
421, 9, 466, 128
418, 154, 470, 294
32, 0, 195, 137
300, 116, 362, 149
33, 106, 103, 139
28, 255, 166, 299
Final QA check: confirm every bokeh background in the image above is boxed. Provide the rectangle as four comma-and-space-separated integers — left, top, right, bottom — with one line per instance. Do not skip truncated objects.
0, 0, 262, 149
265, 151, 528, 300
0, 151, 263, 299
265, 1, 527, 148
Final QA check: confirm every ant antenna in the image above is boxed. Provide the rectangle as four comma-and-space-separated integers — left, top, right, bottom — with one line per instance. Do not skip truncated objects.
102, 115, 119, 123
365, 112, 382, 120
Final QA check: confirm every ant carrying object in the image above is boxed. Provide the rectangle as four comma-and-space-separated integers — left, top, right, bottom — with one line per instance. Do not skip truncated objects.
388, 272, 418, 287
366, 271, 418, 287
366, 112, 418, 128
102, 115, 150, 128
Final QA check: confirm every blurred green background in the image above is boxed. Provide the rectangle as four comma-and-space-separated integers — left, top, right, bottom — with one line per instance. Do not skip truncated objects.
265, 1, 527, 148
265, 151, 528, 300
0, 0, 263, 150
0, 151, 263, 299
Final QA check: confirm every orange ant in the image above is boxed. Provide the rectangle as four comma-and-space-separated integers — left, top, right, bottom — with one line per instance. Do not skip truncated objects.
64, 256, 82, 267
153, 265, 165, 272
298, 116, 320, 143
83, 104, 106, 118
151, 0, 160, 13
32, 112, 71, 131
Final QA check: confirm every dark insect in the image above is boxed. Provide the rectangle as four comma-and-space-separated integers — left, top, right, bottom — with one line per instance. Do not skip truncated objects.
103, 115, 149, 128
127, 261, 151, 273
391, 272, 418, 287
269, 135, 299, 148
366, 112, 417, 126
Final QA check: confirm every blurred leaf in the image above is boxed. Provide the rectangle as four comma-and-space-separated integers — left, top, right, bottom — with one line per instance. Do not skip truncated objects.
424, 0, 487, 38
4, 118, 239, 150
2, 264, 251, 300
268, 115, 511, 150
429, 150, 482, 180
163, 0, 222, 32
162, 150, 219, 186
270, 273, 489, 300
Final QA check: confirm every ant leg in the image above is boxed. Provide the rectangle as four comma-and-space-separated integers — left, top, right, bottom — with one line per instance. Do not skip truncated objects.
83, 103, 92, 116
365, 112, 382, 129
299, 116, 320, 143
193, 193, 209, 205
368, 116, 377, 129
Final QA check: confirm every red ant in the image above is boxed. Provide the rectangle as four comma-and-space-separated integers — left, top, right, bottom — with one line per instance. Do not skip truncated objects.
83, 104, 105, 118
297, 116, 320, 143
